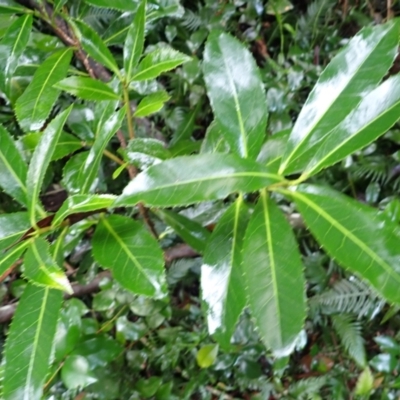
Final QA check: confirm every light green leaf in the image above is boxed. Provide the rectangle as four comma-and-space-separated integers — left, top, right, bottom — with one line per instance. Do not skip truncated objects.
52, 194, 116, 227
0, 212, 30, 252
27, 106, 72, 226
355, 367, 374, 396
242, 190, 306, 356
203, 31, 268, 159
92, 215, 167, 298
0, 124, 28, 206
3, 284, 63, 400
266, 0, 293, 15
196, 344, 219, 368
134, 91, 170, 117
54, 76, 120, 100
202, 197, 249, 348
84, 0, 139, 11
289, 184, 400, 304
0, 14, 32, 98
279, 19, 400, 174
15, 48, 72, 132
124, 0, 146, 82
24, 237, 73, 294
303, 75, 400, 178
200, 120, 230, 154
131, 46, 191, 81
114, 154, 283, 207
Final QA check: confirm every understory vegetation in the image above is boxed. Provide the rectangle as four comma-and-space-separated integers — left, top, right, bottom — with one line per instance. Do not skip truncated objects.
1, 0, 400, 399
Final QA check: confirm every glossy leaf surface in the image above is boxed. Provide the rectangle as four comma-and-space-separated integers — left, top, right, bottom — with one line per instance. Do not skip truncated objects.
0, 212, 30, 252
15, 48, 72, 132
131, 46, 191, 81
242, 190, 306, 356
200, 120, 230, 154
92, 215, 167, 298
0, 241, 30, 278
3, 284, 63, 400
201, 198, 249, 348
0, 124, 28, 206
54, 77, 120, 100
203, 31, 268, 159
134, 91, 170, 117
291, 184, 400, 304
279, 20, 400, 174
114, 154, 283, 207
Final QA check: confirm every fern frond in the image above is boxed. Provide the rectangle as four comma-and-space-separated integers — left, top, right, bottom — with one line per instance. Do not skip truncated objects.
181, 9, 202, 31
83, 7, 119, 32
351, 157, 390, 184
289, 376, 327, 399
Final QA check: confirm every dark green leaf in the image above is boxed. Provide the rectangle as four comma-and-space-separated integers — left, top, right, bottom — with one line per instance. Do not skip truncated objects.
61, 355, 97, 390
114, 154, 283, 207
0, 212, 30, 252
134, 91, 170, 117
242, 190, 306, 356
15, 48, 72, 132
3, 284, 63, 400
170, 104, 200, 146
92, 214, 167, 298
203, 31, 268, 159
0, 0, 28, 13
84, 0, 139, 11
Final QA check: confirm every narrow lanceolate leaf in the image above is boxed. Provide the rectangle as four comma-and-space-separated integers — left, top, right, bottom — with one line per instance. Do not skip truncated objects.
3, 284, 63, 400
0, 212, 30, 252
202, 197, 249, 348
24, 237, 73, 294
157, 209, 211, 253
15, 48, 72, 132
0, 241, 30, 279
279, 19, 400, 174
170, 103, 200, 146
289, 184, 400, 304
114, 154, 283, 208
84, 0, 138, 11
0, 0, 28, 13
80, 107, 126, 194
131, 46, 191, 81
74, 21, 120, 77
0, 124, 28, 206
133, 91, 170, 118
124, 0, 146, 82
303, 75, 400, 178
92, 215, 167, 298
52, 194, 116, 227
27, 107, 72, 226
54, 77, 120, 101
242, 190, 306, 356
203, 31, 268, 159
0, 14, 32, 97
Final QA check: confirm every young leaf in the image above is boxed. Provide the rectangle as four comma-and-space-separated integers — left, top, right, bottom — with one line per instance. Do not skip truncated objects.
3, 284, 63, 400
24, 237, 73, 294
203, 31, 268, 159
196, 344, 219, 368
27, 106, 72, 226
133, 91, 170, 117
114, 154, 283, 207
0, 124, 28, 206
289, 184, 400, 304
54, 77, 120, 101
15, 48, 73, 132
303, 75, 400, 178
242, 190, 306, 357
74, 21, 121, 78
201, 197, 249, 348
279, 19, 400, 174
124, 0, 146, 82
0, 14, 32, 97
92, 215, 167, 298
131, 46, 191, 81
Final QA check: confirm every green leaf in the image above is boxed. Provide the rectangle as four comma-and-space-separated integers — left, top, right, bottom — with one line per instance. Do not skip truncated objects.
242, 190, 306, 356
170, 103, 200, 146
74, 20, 120, 77
0, 14, 32, 98
200, 120, 230, 154
3, 284, 63, 400
84, 0, 139, 11
196, 344, 219, 368
0, 124, 28, 206
279, 19, 400, 174
124, 0, 146, 82
52, 194, 116, 226
126, 138, 171, 160
61, 355, 97, 390
92, 214, 167, 298
0, 241, 30, 278
24, 237, 73, 294
201, 198, 249, 348
0, 212, 30, 252
0, 0, 28, 13
157, 209, 211, 253
131, 46, 191, 81
289, 184, 400, 304
354, 367, 374, 396
54, 76, 120, 100
15, 48, 73, 132
133, 91, 170, 117
27, 106, 72, 226
80, 107, 126, 194
114, 154, 283, 207
203, 31, 268, 159
303, 75, 400, 178
62, 151, 88, 194
257, 130, 290, 173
